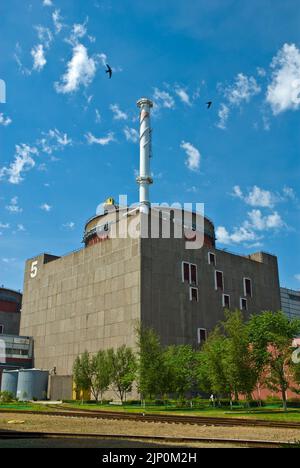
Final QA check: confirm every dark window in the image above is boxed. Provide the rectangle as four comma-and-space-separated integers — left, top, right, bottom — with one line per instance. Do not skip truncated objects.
223, 294, 230, 308
183, 263, 190, 282
198, 328, 207, 345
0, 325, 3, 334
190, 264, 197, 285
244, 278, 252, 297
182, 262, 198, 285
241, 298, 248, 311
209, 252, 216, 266
289, 294, 300, 302
215, 271, 224, 291
190, 287, 199, 302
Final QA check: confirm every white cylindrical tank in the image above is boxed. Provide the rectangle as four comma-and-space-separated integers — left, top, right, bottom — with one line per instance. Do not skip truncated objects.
136, 98, 153, 213
1, 370, 19, 397
16, 369, 49, 401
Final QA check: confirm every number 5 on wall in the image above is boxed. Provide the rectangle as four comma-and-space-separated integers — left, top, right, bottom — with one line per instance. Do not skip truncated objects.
30, 261, 38, 279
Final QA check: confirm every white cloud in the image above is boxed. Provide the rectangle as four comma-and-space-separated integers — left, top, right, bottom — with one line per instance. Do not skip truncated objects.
246, 209, 285, 231
180, 141, 201, 172
52, 9, 63, 34
66, 21, 88, 46
43, 0, 53, 6
31, 44, 47, 72
0, 144, 37, 184
0, 223, 10, 229
63, 222, 75, 230
295, 274, 300, 282
0, 113, 12, 126
232, 185, 276, 208
5, 197, 23, 214
110, 104, 128, 121
124, 127, 139, 143
216, 225, 259, 245
55, 44, 97, 94
17, 224, 26, 232
224, 73, 261, 106
95, 109, 101, 123
283, 186, 297, 201
14, 43, 31, 76
217, 73, 260, 130
85, 132, 115, 146
257, 67, 266, 77
216, 208, 285, 246
40, 203, 52, 212
217, 103, 230, 130
37, 129, 72, 155
153, 88, 175, 109
266, 43, 300, 115
175, 87, 191, 106
35, 26, 53, 49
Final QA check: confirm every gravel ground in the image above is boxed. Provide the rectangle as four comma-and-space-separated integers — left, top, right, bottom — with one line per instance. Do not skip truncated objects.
0, 413, 299, 447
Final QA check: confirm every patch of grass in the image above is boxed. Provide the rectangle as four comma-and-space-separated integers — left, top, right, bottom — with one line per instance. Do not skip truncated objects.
60, 402, 300, 422
2, 400, 300, 423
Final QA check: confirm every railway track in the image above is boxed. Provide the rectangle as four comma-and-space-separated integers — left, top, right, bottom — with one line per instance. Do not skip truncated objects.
1, 407, 300, 430
0, 430, 296, 448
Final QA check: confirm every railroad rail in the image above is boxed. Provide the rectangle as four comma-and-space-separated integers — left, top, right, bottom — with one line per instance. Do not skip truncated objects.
0, 430, 296, 448
1, 407, 300, 430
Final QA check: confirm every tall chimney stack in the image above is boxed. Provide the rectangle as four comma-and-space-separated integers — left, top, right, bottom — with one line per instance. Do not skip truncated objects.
136, 98, 153, 214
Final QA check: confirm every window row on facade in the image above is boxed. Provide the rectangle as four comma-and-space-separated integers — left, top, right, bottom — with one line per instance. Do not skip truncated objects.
182, 261, 252, 311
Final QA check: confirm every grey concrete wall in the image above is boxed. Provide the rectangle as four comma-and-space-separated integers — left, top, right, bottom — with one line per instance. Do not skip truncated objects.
48, 375, 73, 401
20, 236, 141, 376
0, 312, 20, 335
141, 237, 281, 348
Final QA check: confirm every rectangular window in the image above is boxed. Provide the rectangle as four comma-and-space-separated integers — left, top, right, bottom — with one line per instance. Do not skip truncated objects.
215, 271, 224, 291
244, 278, 252, 297
183, 262, 190, 283
240, 298, 248, 311
190, 264, 197, 285
197, 328, 207, 345
222, 294, 230, 308
0, 325, 3, 334
182, 262, 198, 285
208, 252, 216, 266
190, 287, 199, 302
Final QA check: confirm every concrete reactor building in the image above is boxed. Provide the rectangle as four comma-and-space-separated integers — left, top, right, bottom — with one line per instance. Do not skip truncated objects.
20, 99, 281, 398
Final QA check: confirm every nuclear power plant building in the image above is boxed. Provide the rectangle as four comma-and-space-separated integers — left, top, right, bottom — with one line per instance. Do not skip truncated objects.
19, 99, 281, 394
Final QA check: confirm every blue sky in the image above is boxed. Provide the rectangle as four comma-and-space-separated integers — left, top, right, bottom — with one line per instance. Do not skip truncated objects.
0, 0, 299, 291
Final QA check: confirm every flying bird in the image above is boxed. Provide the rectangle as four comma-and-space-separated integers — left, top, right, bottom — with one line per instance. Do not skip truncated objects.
206, 101, 213, 109
106, 64, 112, 79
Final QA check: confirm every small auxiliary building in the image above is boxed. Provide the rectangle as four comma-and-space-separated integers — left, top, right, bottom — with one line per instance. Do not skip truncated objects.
0, 288, 33, 385
20, 98, 281, 398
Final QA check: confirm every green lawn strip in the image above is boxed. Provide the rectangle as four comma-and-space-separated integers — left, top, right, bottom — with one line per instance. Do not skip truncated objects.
1, 401, 300, 423
61, 403, 300, 422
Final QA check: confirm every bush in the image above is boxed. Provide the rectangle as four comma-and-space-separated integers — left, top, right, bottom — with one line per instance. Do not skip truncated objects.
124, 400, 141, 406
287, 398, 300, 408
0, 391, 15, 403
265, 396, 282, 405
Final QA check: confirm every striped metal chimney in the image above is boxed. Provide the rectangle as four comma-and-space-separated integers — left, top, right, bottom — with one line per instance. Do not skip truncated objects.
136, 98, 153, 214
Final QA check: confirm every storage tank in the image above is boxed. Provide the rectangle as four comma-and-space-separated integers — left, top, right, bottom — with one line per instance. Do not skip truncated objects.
1, 370, 19, 397
16, 369, 49, 401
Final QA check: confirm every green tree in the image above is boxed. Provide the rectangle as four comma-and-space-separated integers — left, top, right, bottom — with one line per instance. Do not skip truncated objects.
90, 350, 112, 403
136, 326, 166, 400
222, 310, 259, 401
163, 345, 196, 400
108, 345, 137, 403
195, 328, 232, 400
248, 311, 300, 411
73, 351, 91, 399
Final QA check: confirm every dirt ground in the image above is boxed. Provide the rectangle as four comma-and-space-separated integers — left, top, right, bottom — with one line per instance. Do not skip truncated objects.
0, 412, 299, 448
